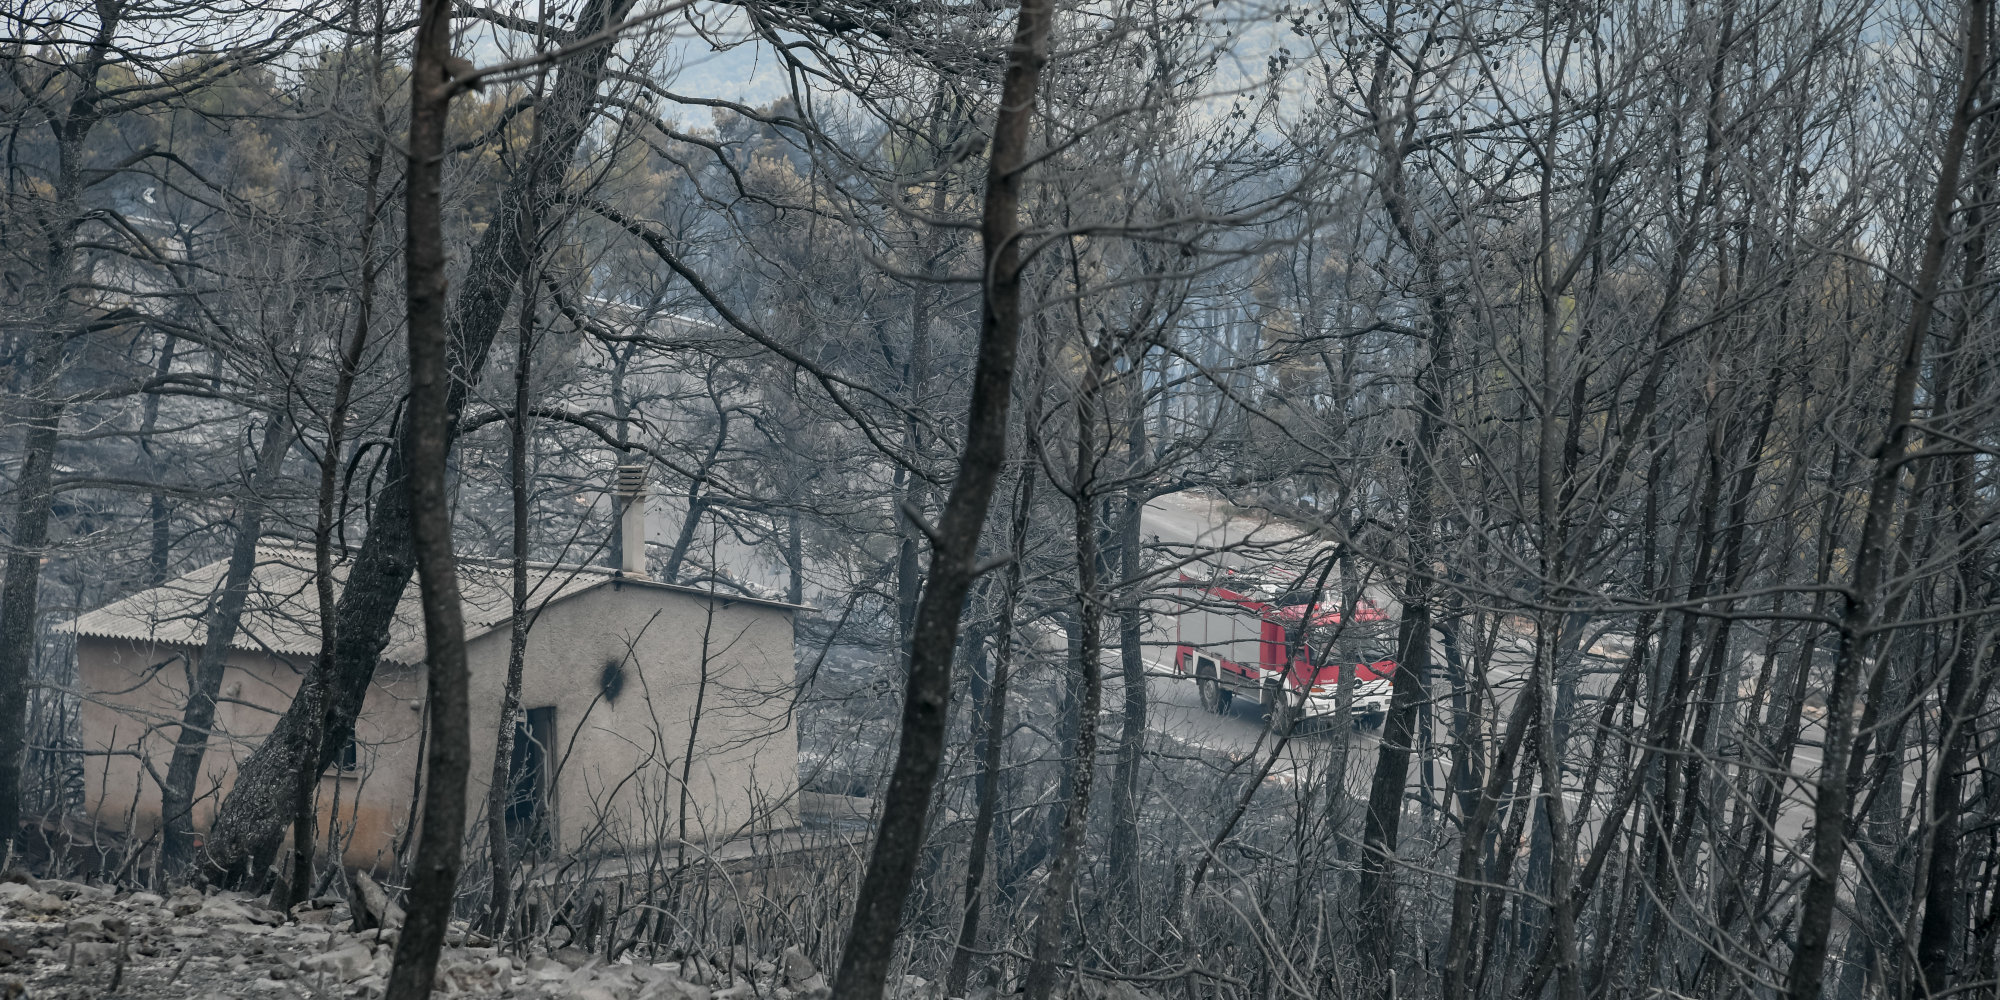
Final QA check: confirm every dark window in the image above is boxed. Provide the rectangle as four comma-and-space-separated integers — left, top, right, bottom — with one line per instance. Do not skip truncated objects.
327, 733, 360, 773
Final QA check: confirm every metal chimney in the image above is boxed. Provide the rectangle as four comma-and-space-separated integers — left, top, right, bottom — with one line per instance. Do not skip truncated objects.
613, 463, 649, 578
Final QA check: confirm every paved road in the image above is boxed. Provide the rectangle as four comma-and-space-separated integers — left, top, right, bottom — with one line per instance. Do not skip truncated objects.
1136, 492, 1365, 759
1131, 492, 1468, 773
1129, 490, 1888, 852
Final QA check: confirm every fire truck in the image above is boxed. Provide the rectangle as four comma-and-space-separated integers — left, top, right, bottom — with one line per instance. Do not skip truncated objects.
1169, 567, 1397, 727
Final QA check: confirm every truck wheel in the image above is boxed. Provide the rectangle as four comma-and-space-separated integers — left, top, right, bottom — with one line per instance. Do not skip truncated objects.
1197, 664, 1229, 714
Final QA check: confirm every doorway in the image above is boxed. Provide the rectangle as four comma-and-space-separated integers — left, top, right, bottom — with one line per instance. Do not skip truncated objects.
506, 707, 555, 855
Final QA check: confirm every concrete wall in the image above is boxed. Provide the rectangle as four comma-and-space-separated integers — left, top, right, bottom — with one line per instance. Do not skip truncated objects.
77, 640, 424, 868
460, 580, 801, 854
77, 579, 798, 871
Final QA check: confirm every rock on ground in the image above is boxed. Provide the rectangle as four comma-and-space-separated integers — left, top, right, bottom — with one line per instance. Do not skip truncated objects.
0, 872, 835, 1000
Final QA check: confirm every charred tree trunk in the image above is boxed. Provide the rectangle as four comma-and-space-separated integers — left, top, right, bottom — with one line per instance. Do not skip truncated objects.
1108, 389, 1149, 953
1022, 342, 1110, 1000
0, 9, 123, 843
384, 1, 472, 994
279, 70, 390, 910
1442, 672, 1538, 1000
487, 268, 539, 935
1355, 283, 1448, 992
1910, 73, 2000, 996
1353, 30, 1458, 981
0, 373, 63, 843
141, 335, 180, 588
826, 2, 1051, 995
1356, 562, 1434, 988
158, 418, 290, 875
1529, 617, 1583, 1000
1784, 5, 1985, 998
946, 469, 1033, 1000
894, 255, 935, 656
786, 512, 804, 607
1914, 632, 1998, 998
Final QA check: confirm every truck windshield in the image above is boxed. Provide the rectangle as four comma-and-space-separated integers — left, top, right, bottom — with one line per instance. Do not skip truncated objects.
1307, 625, 1388, 665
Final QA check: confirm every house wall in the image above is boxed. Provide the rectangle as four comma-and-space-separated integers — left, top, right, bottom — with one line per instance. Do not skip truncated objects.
78, 579, 799, 871
76, 640, 425, 868
461, 580, 800, 854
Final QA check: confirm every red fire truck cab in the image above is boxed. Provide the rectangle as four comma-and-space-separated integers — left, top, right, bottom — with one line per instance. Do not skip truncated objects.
1170, 569, 1397, 726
